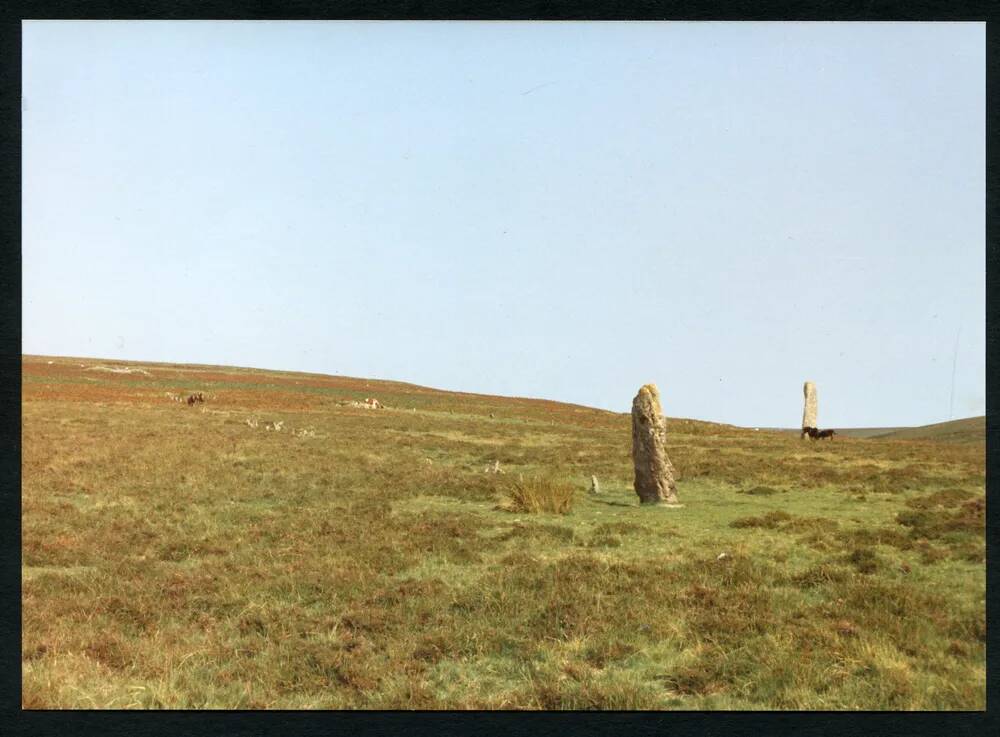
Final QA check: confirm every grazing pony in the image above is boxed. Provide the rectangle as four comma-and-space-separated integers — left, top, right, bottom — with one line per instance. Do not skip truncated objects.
802, 426, 819, 439
816, 429, 836, 440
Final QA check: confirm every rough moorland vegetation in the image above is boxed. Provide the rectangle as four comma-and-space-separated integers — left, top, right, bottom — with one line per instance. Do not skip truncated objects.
21, 356, 985, 709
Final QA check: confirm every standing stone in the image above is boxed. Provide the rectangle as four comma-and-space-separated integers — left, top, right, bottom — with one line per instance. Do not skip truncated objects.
802, 381, 818, 435
589, 475, 600, 495
631, 384, 679, 505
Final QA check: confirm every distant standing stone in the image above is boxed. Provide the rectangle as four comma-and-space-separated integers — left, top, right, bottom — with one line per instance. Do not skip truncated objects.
802, 381, 818, 435
590, 475, 600, 494
631, 384, 679, 505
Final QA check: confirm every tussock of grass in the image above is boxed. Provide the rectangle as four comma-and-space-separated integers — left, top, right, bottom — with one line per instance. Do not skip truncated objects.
495, 476, 576, 515
592, 521, 645, 536
739, 485, 781, 496
496, 523, 575, 544
844, 547, 882, 574
788, 563, 849, 589
729, 510, 792, 529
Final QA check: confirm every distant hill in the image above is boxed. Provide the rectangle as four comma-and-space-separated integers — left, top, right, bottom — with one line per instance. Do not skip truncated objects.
832, 427, 905, 439
762, 416, 985, 442
870, 416, 985, 443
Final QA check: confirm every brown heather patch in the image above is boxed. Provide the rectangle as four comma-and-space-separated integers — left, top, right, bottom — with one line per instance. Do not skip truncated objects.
730, 511, 793, 529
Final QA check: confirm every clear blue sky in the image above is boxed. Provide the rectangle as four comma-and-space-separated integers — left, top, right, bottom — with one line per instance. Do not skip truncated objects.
23, 21, 985, 428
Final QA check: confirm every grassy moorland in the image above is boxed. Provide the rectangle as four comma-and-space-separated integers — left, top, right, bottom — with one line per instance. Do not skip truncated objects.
21, 355, 985, 709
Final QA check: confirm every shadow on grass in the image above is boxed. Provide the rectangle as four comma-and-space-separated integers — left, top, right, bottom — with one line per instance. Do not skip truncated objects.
590, 497, 639, 508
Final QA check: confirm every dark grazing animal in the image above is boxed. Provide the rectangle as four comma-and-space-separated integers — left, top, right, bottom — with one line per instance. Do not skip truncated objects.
801, 426, 818, 439
816, 429, 836, 440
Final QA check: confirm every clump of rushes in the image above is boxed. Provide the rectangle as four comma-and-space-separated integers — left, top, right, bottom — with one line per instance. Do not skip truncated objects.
496, 475, 576, 514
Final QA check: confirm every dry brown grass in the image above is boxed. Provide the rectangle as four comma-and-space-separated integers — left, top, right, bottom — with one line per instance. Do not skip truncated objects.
20, 355, 985, 710
496, 476, 577, 515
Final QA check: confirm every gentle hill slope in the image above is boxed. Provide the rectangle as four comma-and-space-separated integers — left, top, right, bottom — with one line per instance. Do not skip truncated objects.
20, 355, 986, 710
767, 417, 985, 443
20, 354, 731, 435
870, 416, 985, 443
831, 426, 904, 439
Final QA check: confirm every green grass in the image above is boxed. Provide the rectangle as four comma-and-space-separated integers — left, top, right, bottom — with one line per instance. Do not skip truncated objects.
20, 355, 985, 709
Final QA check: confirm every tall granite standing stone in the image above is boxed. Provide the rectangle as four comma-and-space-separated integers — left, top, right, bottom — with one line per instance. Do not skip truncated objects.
802, 381, 818, 435
631, 384, 679, 505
